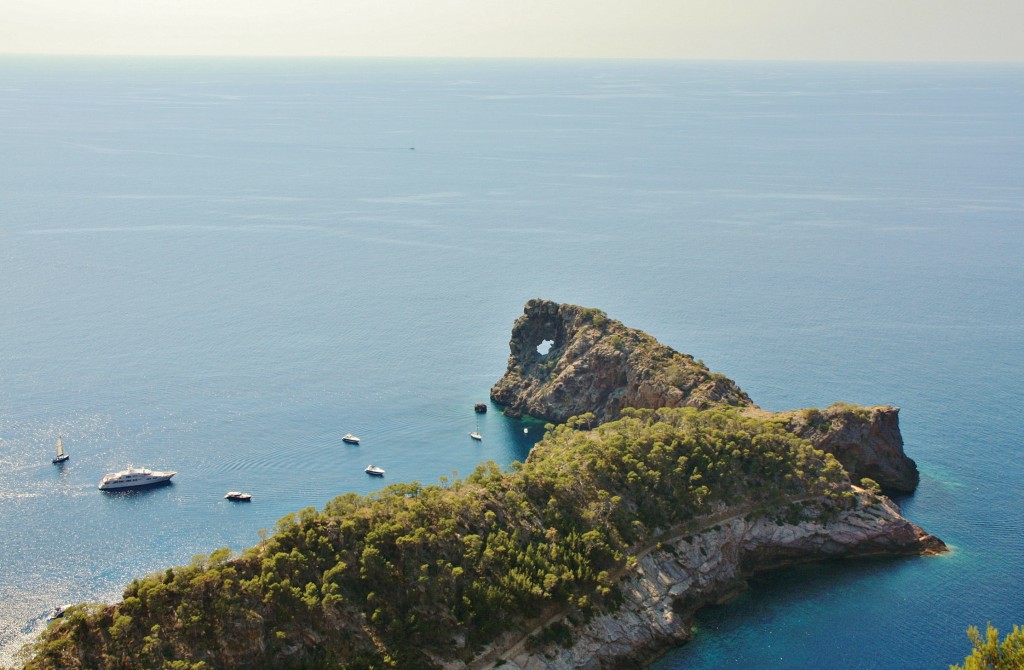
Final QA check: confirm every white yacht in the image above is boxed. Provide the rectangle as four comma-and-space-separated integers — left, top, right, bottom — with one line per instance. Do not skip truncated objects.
98, 466, 175, 491
364, 465, 385, 476
342, 434, 361, 444
225, 491, 252, 502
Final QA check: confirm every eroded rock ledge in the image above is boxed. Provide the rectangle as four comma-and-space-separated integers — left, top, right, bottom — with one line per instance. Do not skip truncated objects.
491, 299, 919, 493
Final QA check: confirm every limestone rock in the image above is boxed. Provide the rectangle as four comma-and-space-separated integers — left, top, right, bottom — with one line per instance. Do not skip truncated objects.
490, 298, 753, 424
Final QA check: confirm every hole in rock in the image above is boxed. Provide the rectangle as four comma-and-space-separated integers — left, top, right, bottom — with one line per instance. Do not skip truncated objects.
536, 339, 554, 355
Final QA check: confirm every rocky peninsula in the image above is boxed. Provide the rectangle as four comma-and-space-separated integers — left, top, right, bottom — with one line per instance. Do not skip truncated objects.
492, 299, 919, 493
17, 301, 943, 670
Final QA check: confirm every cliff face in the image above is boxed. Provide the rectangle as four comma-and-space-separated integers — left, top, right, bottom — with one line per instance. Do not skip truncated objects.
490, 299, 754, 424
491, 299, 920, 494
778, 404, 920, 493
464, 493, 944, 670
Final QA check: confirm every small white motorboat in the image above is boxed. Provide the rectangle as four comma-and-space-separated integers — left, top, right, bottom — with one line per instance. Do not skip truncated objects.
47, 605, 66, 621
225, 491, 252, 502
364, 465, 385, 476
342, 434, 361, 444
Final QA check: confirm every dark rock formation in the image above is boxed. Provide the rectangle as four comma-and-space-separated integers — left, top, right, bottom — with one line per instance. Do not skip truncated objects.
778, 404, 920, 493
474, 403, 488, 414
491, 299, 921, 493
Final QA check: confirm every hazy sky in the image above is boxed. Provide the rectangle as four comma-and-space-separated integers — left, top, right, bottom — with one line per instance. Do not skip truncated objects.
4, 0, 1023, 60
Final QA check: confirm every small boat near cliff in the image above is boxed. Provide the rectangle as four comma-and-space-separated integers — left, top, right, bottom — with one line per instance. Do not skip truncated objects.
52, 437, 69, 464
225, 491, 252, 502
364, 465, 385, 476
469, 432, 482, 441
342, 434, 361, 444
47, 605, 67, 621
98, 466, 175, 490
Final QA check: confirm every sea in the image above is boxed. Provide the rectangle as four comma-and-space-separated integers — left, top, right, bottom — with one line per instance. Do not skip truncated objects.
0, 57, 1021, 669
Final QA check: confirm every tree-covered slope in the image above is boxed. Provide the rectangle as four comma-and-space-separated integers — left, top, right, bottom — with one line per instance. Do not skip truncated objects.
20, 408, 909, 670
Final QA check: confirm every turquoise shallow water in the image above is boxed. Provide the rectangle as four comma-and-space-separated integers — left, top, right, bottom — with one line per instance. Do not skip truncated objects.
0, 58, 1021, 668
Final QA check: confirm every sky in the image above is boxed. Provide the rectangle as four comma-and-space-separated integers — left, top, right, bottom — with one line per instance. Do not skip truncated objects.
3, 0, 1023, 60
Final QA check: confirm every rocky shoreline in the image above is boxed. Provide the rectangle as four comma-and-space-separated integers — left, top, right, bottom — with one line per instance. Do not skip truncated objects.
459, 492, 944, 670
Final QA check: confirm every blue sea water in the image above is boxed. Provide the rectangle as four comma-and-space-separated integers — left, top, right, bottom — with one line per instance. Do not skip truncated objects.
0, 58, 1021, 668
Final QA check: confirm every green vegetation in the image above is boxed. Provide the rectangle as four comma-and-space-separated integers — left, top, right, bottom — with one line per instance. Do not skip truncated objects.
859, 478, 882, 494
24, 408, 853, 670
826, 401, 873, 420
951, 624, 1024, 670
579, 307, 607, 328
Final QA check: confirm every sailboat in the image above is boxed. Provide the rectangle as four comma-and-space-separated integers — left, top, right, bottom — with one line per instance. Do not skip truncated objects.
52, 437, 69, 464
469, 417, 482, 441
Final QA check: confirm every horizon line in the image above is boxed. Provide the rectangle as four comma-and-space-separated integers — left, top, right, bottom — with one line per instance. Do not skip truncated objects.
2, 53, 1023, 65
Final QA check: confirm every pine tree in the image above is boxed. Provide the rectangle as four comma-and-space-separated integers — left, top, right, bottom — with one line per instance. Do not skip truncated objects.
951, 623, 1024, 670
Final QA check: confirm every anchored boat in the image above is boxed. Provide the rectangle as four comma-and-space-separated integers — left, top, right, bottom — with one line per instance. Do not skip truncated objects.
52, 437, 69, 464
98, 466, 175, 491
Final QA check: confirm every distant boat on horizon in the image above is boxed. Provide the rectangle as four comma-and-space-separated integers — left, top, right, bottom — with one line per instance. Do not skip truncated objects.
51, 437, 69, 464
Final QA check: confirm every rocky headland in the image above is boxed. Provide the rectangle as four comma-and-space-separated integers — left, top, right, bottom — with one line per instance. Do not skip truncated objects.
18, 301, 943, 670
491, 299, 919, 493
773, 404, 920, 493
